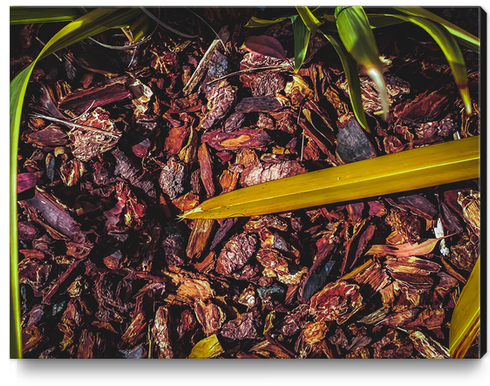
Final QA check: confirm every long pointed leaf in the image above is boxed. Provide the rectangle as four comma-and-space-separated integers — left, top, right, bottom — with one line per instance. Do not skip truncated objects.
450, 257, 481, 358
386, 13, 472, 114
10, 7, 143, 359
335, 6, 389, 120
182, 136, 479, 219
296, 6, 323, 35
321, 31, 370, 132
245, 15, 291, 28
291, 15, 310, 73
10, 6, 85, 24
394, 6, 480, 53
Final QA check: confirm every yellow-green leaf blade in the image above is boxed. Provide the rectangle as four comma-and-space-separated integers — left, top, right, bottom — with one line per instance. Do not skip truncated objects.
291, 15, 310, 73
394, 6, 480, 53
321, 32, 370, 132
366, 13, 406, 29
10, 6, 143, 359
387, 13, 472, 115
245, 15, 290, 28
182, 136, 479, 219
10, 6, 85, 24
296, 6, 323, 35
450, 257, 480, 358
130, 14, 154, 43
335, 6, 389, 120
188, 334, 224, 358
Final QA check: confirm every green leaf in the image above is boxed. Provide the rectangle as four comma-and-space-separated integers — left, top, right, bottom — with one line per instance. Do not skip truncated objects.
365, 13, 406, 29
130, 13, 154, 43
386, 12, 472, 114
10, 6, 85, 24
10, 6, 143, 359
245, 15, 290, 28
450, 257, 480, 358
321, 32, 370, 132
394, 6, 480, 53
291, 15, 310, 73
296, 6, 323, 35
335, 6, 389, 120
319, 11, 338, 32
182, 136, 479, 219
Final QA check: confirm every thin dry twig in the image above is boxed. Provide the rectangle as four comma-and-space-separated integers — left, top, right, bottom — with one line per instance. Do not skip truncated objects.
29, 113, 121, 139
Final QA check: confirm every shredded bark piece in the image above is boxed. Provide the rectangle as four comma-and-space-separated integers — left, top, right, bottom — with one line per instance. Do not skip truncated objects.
216, 233, 258, 276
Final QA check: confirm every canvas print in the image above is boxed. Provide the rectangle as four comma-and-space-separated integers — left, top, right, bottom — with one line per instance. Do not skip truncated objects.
10, 6, 483, 359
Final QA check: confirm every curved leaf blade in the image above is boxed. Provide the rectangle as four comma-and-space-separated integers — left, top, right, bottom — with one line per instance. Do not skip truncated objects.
321, 32, 370, 132
291, 15, 310, 73
296, 6, 323, 35
10, 6, 85, 24
366, 13, 406, 29
394, 6, 480, 53
387, 13, 472, 114
450, 257, 481, 358
182, 136, 479, 219
243, 35, 287, 60
10, 7, 143, 359
130, 13, 154, 43
245, 15, 290, 28
335, 6, 389, 120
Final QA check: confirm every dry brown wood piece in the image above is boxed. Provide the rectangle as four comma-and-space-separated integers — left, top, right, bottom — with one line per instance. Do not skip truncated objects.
201, 128, 272, 151
186, 218, 217, 261
59, 81, 132, 115
198, 143, 216, 198
216, 232, 258, 276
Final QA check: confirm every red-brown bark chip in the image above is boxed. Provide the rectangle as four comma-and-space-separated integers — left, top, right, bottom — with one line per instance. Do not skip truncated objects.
216, 233, 258, 276
201, 129, 272, 151
240, 160, 307, 187
159, 156, 186, 200
309, 280, 363, 324
198, 143, 216, 198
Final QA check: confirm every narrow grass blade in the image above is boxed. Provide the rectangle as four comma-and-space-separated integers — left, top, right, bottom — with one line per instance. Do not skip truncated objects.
130, 13, 154, 43
386, 13, 472, 114
335, 6, 389, 120
394, 6, 480, 53
245, 15, 290, 28
321, 31, 370, 132
450, 257, 480, 358
291, 15, 310, 73
365, 13, 406, 29
10, 6, 85, 24
10, 7, 143, 359
296, 6, 323, 35
182, 136, 479, 219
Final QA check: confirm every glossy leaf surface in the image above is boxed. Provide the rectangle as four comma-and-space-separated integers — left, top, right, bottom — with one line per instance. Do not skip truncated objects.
450, 257, 481, 358
183, 136, 479, 219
